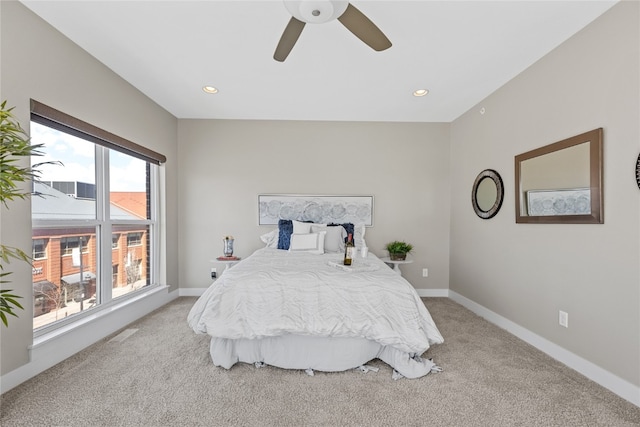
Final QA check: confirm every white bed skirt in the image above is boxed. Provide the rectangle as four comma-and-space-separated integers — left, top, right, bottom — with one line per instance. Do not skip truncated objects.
209, 335, 437, 378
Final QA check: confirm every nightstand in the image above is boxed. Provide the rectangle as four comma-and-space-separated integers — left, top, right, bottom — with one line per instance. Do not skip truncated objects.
215, 256, 241, 271
380, 257, 413, 276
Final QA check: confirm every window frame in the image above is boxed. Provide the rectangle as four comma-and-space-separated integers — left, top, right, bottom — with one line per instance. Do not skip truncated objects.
30, 101, 163, 336
126, 232, 144, 247
60, 235, 90, 256
112, 233, 120, 249
32, 238, 47, 260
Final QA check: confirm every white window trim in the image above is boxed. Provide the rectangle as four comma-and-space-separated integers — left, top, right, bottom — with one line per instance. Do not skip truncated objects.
32, 145, 161, 338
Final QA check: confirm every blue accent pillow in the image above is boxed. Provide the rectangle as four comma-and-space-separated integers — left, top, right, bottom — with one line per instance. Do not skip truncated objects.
328, 223, 354, 245
277, 219, 293, 250
279, 220, 354, 249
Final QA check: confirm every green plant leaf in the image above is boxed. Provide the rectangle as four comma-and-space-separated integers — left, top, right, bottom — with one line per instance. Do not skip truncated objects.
0, 311, 8, 327
1, 296, 24, 311
0, 244, 31, 266
385, 240, 414, 254
0, 289, 24, 327
0, 99, 50, 325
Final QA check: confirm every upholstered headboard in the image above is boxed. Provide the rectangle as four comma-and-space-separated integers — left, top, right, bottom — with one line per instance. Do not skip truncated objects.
258, 194, 373, 226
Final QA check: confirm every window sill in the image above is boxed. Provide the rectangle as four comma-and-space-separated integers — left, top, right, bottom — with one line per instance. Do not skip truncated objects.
32, 284, 168, 349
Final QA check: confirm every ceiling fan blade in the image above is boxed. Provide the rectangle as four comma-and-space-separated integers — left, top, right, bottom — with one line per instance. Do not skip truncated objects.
337, 3, 391, 52
274, 17, 306, 62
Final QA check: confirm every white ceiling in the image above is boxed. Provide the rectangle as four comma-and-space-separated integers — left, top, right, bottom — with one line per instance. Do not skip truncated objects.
20, 0, 618, 123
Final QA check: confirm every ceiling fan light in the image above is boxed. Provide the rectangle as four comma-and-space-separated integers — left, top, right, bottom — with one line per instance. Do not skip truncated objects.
284, 0, 349, 24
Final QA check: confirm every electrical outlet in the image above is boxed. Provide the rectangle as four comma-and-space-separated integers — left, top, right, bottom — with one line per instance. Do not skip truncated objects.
422, 268, 429, 277
211, 268, 217, 279
559, 310, 568, 328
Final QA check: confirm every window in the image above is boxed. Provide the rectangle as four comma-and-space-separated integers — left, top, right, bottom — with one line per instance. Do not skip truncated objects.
126, 232, 143, 247
60, 236, 88, 256
112, 265, 118, 287
30, 100, 165, 332
32, 239, 47, 260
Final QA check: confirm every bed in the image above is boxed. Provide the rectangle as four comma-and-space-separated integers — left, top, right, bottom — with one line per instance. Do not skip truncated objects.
187, 220, 444, 379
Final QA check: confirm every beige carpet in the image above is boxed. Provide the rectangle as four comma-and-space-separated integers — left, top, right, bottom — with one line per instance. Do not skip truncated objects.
1, 297, 639, 426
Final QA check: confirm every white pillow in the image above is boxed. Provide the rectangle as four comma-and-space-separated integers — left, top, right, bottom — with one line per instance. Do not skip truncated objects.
312, 224, 346, 253
292, 220, 313, 234
288, 232, 326, 254
260, 229, 279, 248
354, 223, 367, 249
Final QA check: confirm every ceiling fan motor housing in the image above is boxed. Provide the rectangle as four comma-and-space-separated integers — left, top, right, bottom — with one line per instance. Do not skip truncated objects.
284, 0, 349, 24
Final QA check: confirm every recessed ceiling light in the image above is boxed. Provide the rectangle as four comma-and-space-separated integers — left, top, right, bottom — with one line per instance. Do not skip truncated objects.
202, 86, 218, 94
413, 89, 429, 97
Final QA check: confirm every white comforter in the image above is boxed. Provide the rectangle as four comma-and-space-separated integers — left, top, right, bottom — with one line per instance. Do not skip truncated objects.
188, 248, 443, 357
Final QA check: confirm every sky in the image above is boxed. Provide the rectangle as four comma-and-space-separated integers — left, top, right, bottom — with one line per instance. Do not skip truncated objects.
30, 122, 147, 192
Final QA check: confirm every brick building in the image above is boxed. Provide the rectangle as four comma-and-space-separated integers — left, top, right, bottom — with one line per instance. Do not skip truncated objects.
32, 182, 148, 318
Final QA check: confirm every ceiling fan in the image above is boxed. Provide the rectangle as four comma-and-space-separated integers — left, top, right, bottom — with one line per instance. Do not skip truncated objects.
274, 0, 392, 62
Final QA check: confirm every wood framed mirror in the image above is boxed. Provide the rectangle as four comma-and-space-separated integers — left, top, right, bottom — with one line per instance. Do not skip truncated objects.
515, 128, 603, 224
472, 169, 504, 219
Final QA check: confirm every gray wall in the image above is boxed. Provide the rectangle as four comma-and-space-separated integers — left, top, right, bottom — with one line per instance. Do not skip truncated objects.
2, 0, 638, 397
0, 1, 179, 375
449, 1, 639, 387
177, 119, 451, 291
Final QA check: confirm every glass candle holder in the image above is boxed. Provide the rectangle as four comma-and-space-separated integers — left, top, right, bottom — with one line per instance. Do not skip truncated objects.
223, 238, 234, 257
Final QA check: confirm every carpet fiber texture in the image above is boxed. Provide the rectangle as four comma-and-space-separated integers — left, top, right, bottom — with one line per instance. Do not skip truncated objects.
1, 297, 639, 426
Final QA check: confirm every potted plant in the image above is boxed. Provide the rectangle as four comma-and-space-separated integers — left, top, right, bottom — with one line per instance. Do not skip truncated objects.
385, 240, 413, 261
0, 100, 56, 326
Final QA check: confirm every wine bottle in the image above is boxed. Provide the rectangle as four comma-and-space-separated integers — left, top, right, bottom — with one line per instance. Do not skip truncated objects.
344, 233, 355, 266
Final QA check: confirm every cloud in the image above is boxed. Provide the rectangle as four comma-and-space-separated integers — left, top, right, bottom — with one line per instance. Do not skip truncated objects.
110, 152, 146, 192
30, 122, 147, 192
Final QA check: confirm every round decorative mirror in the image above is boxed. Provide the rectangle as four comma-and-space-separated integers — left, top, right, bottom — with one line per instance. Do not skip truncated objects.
472, 169, 504, 219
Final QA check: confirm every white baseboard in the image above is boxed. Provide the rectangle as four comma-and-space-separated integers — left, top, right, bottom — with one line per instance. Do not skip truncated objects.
179, 287, 208, 297
415, 288, 449, 297
448, 290, 640, 408
1, 286, 179, 395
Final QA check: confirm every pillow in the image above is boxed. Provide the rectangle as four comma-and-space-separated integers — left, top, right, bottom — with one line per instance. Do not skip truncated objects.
278, 220, 358, 251
328, 223, 354, 244
277, 219, 293, 250
260, 229, 279, 248
288, 232, 326, 254
353, 223, 367, 249
312, 224, 346, 253
292, 220, 313, 234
